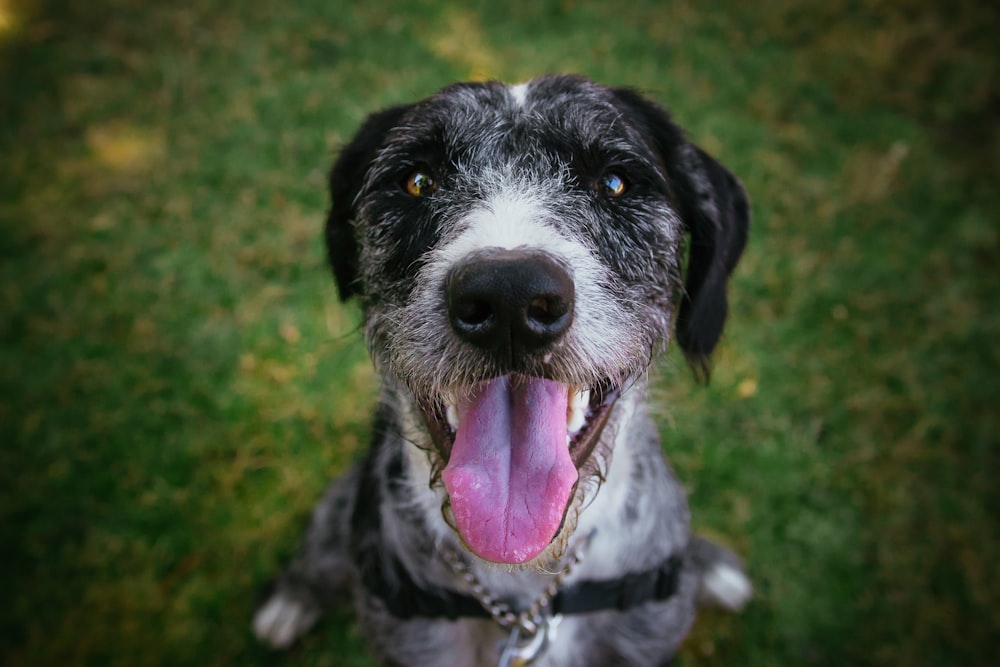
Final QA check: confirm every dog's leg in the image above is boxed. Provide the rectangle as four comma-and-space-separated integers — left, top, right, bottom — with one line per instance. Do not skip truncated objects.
253, 464, 360, 648
688, 536, 753, 612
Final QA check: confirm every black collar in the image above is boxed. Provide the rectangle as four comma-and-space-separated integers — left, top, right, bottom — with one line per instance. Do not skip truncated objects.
361, 551, 683, 621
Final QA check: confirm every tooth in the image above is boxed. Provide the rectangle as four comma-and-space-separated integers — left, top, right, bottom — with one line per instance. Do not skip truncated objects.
446, 402, 460, 431
567, 388, 589, 436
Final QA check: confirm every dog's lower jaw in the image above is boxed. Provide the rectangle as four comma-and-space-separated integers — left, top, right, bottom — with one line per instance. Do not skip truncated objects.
382, 370, 635, 570
392, 377, 658, 574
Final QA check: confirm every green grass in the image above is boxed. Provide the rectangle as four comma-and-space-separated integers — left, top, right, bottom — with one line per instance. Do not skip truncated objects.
2, 1, 997, 665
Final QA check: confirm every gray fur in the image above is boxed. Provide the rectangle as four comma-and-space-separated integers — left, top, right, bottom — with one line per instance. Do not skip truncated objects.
254, 76, 751, 665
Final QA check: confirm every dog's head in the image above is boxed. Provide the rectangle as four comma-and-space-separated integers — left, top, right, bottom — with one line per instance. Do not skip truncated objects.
325, 76, 748, 565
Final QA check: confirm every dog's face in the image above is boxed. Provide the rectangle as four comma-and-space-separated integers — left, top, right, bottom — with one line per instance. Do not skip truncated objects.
326, 76, 748, 565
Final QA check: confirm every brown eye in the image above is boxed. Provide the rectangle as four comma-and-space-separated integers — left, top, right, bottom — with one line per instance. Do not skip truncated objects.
404, 169, 437, 197
596, 172, 627, 197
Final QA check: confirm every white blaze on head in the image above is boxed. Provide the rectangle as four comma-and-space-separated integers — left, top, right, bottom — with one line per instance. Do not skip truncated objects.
508, 82, 530, 108
437, 186, 569, 263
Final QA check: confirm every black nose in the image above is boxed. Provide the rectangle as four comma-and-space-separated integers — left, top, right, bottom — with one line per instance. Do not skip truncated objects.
447, 248, 575, 357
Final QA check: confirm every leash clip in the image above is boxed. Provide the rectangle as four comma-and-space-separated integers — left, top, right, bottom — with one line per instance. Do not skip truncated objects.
497, 614, 561, 667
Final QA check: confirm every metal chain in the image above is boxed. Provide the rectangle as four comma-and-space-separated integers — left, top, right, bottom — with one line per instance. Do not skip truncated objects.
440, 529, 596, 635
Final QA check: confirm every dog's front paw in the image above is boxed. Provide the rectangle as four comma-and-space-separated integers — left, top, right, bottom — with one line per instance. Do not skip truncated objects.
252, 588, 321, 649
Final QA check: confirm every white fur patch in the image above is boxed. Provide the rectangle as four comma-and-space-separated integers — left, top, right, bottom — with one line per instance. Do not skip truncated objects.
700, 562, 753, 611
508, 82, 529, 107
436, 188, 565, 261
570, 390, 640, 574
252, 591, 320, 649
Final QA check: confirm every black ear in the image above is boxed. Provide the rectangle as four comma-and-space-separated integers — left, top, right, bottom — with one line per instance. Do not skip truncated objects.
671, 144, 750, 377
325, 104, 413, 301
612, 88, 750, 378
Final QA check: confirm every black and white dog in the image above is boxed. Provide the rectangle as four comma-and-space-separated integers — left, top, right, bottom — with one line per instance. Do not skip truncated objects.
254, 75, 751, 666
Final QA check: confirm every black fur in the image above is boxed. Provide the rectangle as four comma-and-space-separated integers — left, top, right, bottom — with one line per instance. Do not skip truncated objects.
326, 104, 415, 301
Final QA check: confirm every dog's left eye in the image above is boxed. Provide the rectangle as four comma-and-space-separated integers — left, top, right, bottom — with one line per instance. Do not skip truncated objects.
404, 168, 438, 197
595, 172, 627, 197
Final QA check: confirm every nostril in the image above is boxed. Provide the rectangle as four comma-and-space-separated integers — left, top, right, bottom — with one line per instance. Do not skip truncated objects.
456, 298, 494, 328
526, 296, 570, 326
527, 297, 551, 322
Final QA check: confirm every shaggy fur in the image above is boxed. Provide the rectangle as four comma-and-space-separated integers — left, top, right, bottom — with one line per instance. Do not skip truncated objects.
253, 75, 751, 666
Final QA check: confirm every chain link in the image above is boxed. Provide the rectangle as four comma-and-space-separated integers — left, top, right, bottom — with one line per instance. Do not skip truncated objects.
440, 529, 596, 634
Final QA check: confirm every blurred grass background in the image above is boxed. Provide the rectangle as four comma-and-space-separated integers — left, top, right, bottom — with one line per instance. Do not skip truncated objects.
1, 0, 997, 665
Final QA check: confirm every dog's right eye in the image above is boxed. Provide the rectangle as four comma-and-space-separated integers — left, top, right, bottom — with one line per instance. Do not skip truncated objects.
595, 172, 628, 198
403, 168, 437, 197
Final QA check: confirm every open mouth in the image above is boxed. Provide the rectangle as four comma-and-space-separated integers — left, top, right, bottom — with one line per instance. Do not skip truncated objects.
422, 375, 620, 565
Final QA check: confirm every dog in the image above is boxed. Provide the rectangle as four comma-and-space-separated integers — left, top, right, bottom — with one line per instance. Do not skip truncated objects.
253, 75, 751, 666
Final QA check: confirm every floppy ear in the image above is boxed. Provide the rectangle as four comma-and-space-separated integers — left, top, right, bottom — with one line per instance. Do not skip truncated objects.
671, 144, 750, 377
325, 104, 413, 301
612, 88, 750, 378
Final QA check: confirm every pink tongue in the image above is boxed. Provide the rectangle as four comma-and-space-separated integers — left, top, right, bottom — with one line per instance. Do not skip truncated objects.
442, 375, 578, 564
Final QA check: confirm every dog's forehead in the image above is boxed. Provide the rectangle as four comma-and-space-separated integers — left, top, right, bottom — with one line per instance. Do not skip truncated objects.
394, 77, 640, 158
431, 76, 614, 120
